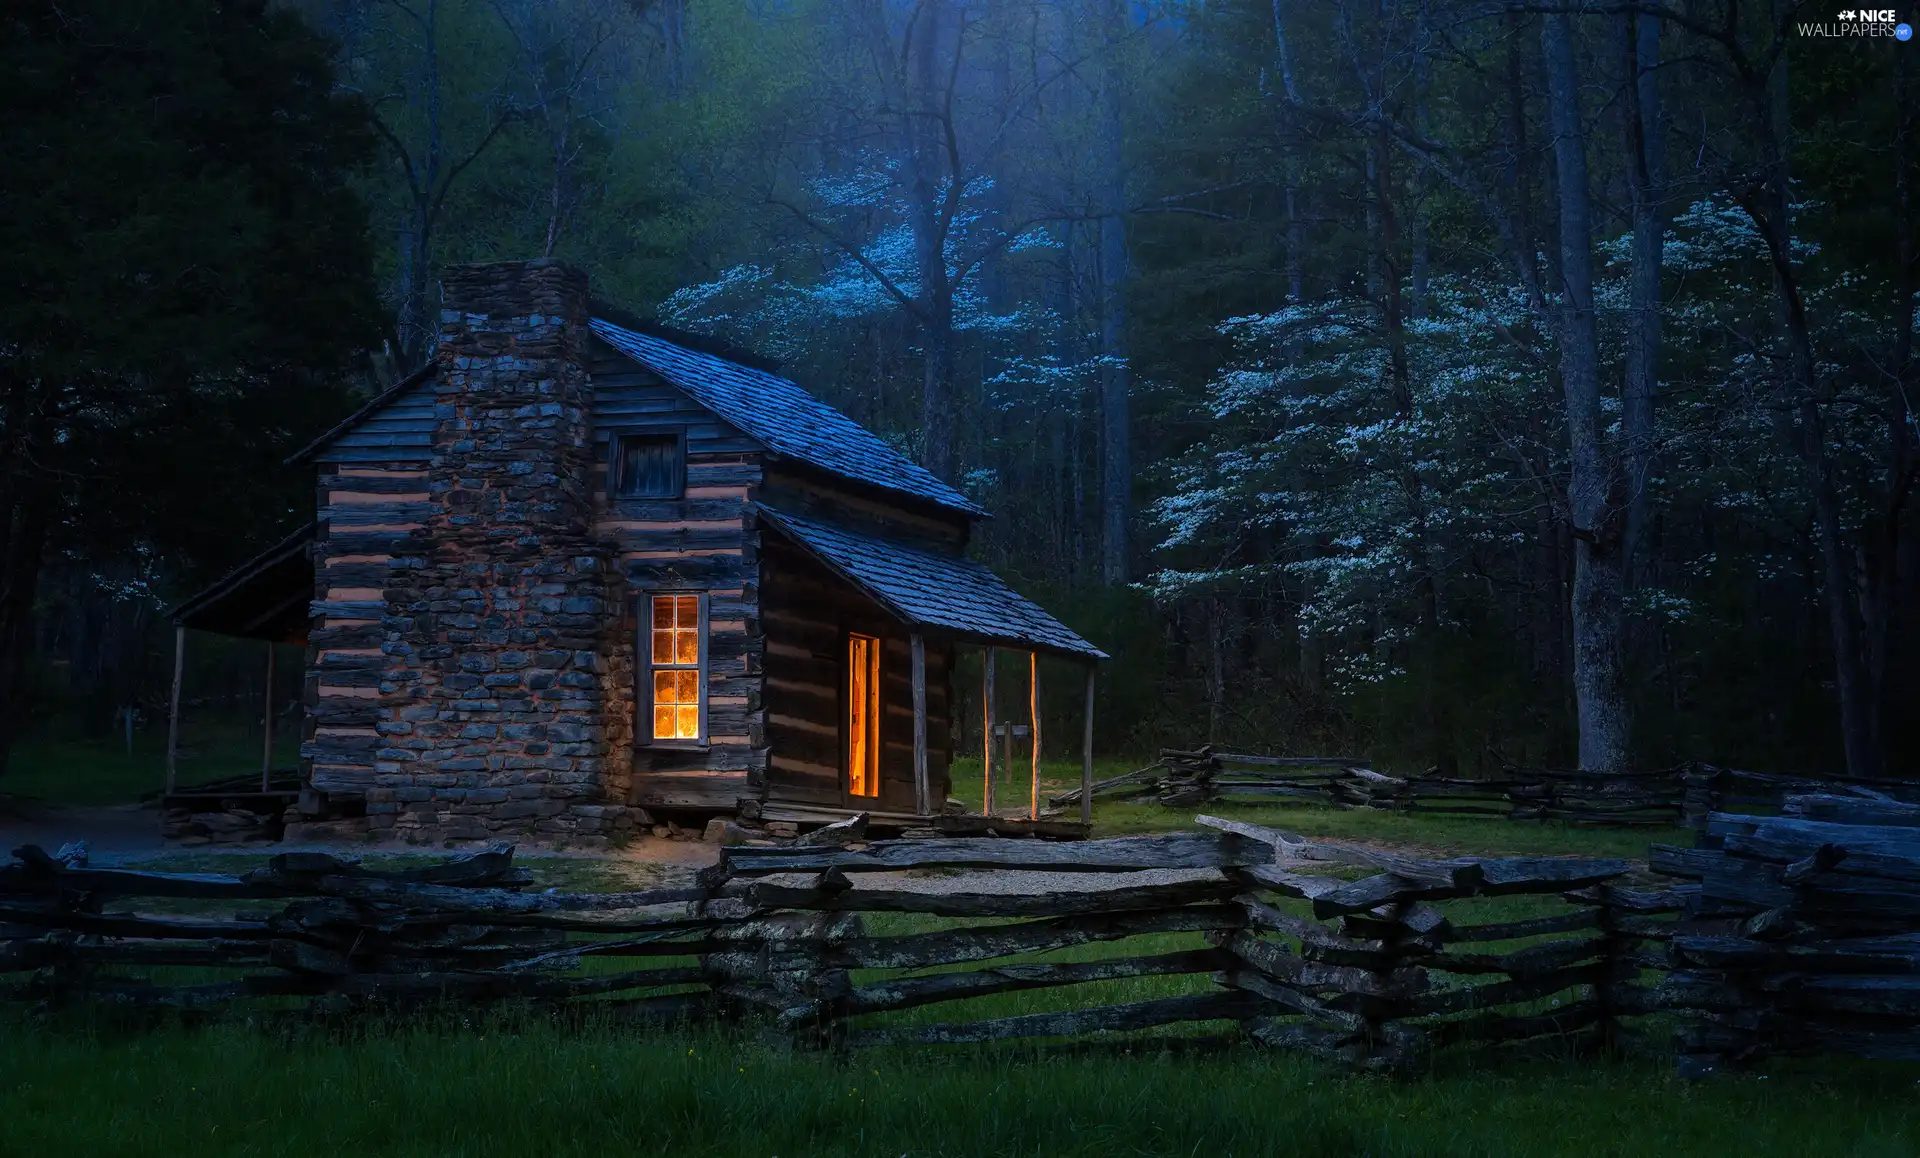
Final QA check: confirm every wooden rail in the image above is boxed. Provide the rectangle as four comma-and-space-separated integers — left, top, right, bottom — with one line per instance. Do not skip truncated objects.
1066, 748, 1920, 830
1649, 793, 1920, 1073
0, 824, 1687, 1071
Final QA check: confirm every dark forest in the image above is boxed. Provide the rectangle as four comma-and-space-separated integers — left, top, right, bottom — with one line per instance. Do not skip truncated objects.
3, 0, 1915, 783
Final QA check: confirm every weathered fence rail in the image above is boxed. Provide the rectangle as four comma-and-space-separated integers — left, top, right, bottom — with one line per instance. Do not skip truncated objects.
1073, 748, 1920, 829
1649, 793, 1920, 1073
0, 824, 1688, 1072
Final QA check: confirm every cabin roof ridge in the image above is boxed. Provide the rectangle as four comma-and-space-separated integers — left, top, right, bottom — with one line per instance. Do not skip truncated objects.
589, 317, 985, 518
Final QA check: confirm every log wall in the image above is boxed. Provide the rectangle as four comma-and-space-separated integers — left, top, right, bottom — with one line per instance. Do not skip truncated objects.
759, 532, 954, 814
307, 461, 431, 799
589, 337, 769, 812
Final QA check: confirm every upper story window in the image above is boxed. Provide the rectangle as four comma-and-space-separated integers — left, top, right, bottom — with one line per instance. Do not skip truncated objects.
614, 432, 685, 499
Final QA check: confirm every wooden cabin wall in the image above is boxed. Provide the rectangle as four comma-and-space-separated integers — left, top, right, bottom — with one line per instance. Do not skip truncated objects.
590, 341, 768, 812
323, 379, 435, 461
760, 533, 953, 813
759, 461, 970, 555
306, 460, 432, 798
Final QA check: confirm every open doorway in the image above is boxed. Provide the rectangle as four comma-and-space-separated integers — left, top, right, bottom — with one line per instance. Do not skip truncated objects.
846, 633, 880, 800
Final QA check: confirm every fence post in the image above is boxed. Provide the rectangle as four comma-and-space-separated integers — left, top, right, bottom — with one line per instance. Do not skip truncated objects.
910, 633, 929, 816
1028, 651, 1041, 821
261, 643, 276, 793
1080, 666, 1096, 826
981, 647, 996, 817
164, 625, 185, 796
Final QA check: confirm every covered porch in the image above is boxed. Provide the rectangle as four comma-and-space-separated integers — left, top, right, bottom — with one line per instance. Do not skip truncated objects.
753, 506, 1107, 836
162, 524, 314, 816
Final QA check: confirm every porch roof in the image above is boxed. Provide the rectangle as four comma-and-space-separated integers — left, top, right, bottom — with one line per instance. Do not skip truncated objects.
755, 504, 1107, 661
168, 523, 316, 644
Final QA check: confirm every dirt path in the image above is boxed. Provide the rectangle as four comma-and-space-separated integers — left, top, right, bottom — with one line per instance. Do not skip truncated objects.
0, 799, 166, 862
0, 796, 722, 878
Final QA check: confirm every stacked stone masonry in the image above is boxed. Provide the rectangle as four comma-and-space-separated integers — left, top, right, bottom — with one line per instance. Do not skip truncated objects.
309, 261, 648, 847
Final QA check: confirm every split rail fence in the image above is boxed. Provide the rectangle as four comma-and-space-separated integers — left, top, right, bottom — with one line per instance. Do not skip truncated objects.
2, 823, 1682, 1071
1650, 793, 1920, 1072
1063, 747, 1920, 829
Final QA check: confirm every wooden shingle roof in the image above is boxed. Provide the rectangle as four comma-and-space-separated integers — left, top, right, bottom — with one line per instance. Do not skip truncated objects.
590, 318, 985, 516
757, 505, 1106, 660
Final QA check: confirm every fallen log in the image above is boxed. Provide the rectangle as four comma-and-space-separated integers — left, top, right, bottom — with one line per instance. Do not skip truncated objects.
1048, 764, 1164, 808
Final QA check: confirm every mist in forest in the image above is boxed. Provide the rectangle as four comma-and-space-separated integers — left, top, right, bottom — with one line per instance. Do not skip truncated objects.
2, 0, 1915, 779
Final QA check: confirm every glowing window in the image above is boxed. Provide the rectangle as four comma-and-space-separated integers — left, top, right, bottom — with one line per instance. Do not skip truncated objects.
847, 634, 880, 797
649, 594, 704, 742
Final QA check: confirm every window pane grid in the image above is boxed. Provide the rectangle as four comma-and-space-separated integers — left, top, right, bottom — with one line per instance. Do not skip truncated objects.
649, 594, 702, 742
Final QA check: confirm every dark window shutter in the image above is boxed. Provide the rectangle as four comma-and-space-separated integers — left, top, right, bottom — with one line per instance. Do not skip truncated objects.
615, 434, 684, 498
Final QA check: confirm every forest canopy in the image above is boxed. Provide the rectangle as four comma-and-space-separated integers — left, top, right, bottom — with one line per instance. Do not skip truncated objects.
2, 0, 1914, 779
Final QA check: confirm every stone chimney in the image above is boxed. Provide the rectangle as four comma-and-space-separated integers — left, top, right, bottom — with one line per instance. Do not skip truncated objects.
433, 260, 596, 545
363, 260, 632, 846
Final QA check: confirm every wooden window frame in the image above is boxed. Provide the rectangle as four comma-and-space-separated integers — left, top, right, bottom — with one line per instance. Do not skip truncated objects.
610, 427, 687, 501
640, 591, 708, 749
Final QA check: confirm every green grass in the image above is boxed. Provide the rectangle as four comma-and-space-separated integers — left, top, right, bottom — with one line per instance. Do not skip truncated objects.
1, 1017, 1916, 1157
949, 756, 1683, 860
3, 726, 299, 807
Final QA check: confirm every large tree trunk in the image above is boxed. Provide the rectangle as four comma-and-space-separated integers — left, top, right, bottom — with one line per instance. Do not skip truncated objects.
1619, 10, 1664, 584
1096, 0, 1131, 585
919, 297, 957, 480
1540, 11, 1631, 772
905, 0, 958, 482
1739, 19, 1890, 777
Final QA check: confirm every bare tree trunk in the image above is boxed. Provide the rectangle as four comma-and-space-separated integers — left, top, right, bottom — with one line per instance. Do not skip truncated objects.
1620, 9, 1664, 584
1741, 20, 1887, 777
904, 0, 959, 482
1206, 600, 1227, 744
1097, 0, 1131, 585
1541, 10, 1631, 772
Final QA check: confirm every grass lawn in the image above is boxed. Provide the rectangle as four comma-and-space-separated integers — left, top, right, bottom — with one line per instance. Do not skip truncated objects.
948, 756, 1684, 861
1, 1018, 1916, 1158
2, 727, 299, 807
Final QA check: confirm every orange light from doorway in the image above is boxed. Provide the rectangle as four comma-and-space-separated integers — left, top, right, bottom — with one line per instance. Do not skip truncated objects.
847, 634, 880, 797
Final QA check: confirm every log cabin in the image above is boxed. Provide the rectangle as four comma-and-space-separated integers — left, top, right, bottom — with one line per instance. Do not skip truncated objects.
165, 259, 1105, 845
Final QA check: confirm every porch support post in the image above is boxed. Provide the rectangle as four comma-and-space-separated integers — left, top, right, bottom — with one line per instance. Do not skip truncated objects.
1028, 651, 1041, 820
1081, 665, 1096, 826
910, 632, 929, 817
165, 625, 185, 796
982, 647, 996, 816
261, 643, 276, 793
